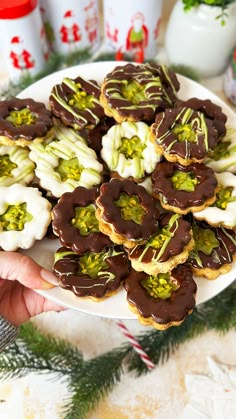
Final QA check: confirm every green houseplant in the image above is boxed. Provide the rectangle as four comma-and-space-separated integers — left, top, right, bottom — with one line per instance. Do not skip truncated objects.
183, 0, 236, 23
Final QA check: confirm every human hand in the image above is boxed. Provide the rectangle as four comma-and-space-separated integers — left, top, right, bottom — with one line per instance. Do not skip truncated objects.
0, 251, 65, 326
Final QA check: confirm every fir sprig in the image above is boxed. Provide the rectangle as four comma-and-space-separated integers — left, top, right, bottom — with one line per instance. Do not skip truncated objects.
0, 281, 236, 417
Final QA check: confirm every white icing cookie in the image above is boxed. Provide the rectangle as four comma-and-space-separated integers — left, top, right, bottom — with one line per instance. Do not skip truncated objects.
29, 137, 103, 198
53, 121, 87, 144
205, 127, 236, 173
193, 172, 236, 229
0, 184, 51, 251
0, 145, 35, 186
101, 121, 161, 180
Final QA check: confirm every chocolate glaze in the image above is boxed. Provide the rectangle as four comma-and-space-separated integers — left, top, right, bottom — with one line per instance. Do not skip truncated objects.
102, 63, 180, 122
84, 116, 115, 154
127, 212, 192, 263
151, 161, 218, 210
152, 107, 218, 160
49, 76, 105, 129
97, 178, 160, 240
124, 264, 197, 325
0, 97, 53, 140
177, 98, 227, 139
52, 186, 112, 254
189, 220, 236, 269
54, 245, 130, 298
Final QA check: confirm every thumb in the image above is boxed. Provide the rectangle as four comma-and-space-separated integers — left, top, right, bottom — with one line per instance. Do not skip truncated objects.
0, 251, 57, 290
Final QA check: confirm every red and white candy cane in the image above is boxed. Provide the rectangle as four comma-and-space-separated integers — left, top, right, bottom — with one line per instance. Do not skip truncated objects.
116, 320, 155, 370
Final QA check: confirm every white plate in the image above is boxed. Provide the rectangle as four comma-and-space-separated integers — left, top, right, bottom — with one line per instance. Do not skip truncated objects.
19, 61, 236, 319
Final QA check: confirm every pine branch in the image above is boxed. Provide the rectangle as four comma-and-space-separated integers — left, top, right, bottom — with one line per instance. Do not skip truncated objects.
63, 348, 128, 419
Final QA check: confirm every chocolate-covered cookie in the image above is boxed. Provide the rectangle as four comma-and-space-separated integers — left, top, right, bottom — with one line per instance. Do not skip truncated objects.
52, 186, 111, 254
152, 161, 218, 214
96, 178, 160, 248
151, 106, 218, 165
127, 212, 194, 275
178, 97, 227, 139
53, 245, 130, 300
49, 76, 105, 130
0, 97, 53, 147
188, 220, 236, 279
124, 264, 197, 330
100, 63, 180, 123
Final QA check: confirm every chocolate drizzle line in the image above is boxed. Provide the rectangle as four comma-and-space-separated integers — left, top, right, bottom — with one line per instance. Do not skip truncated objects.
49, 76, 105, 129
0, 97, 53, 140
54, 245, 130, 298
101, 63, 180, 122
96, 178, 160, 240
124, 264, 197, 325
52, 186, 112, 254
151, 107, 218, 161
151, 161, 218, 210
127, 212, 192, 263
178, 97, 227, 139
189, 221, 236, 269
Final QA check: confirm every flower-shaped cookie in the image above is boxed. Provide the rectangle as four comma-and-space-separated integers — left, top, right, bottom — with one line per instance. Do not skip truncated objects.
0, 145, 35, 186
124, 264, 197, 330
179, 97, 227, 140
188, 220, 236, 279
100, 63, 180, 123
96, 178, 160, 248
53, 245, 130, 300
151, 161, 218, 214
0, 97, 53, 147
151, 107, 218, 165
52, 186, 112, 254
49, 76, 105, 130
193, 172, 236, 229
0, 183, 51, 251
101, 121, 161, 181
29, 136, 103, 198
127, 212, 194, 275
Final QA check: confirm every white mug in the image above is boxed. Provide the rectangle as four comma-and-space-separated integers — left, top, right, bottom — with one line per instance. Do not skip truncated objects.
103, 0, 163, 61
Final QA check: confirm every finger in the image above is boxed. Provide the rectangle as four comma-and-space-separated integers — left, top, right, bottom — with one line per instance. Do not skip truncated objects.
0, 251, 58, 290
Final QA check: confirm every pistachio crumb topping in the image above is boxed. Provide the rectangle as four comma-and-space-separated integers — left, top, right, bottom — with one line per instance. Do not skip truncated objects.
193, 224, 219, 255
142, 272, 179, 299
0, 155, 17, 177
6, 108, 37, 127
56, 157, 83, 181
148, 227, 172, 249
71, 204, 100, 236
0, 202, 33, 231
171, 170, 199, 192
215, 186, 236, 210
172, 123, 197, 143
115, 192, 147, 224
68, 83, 95, 110
121, 80, 147, 104
118, 135, 146, 159
79, 252, 108, 279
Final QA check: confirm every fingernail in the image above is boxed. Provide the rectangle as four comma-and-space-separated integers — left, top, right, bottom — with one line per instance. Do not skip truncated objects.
40, 269, 58, 288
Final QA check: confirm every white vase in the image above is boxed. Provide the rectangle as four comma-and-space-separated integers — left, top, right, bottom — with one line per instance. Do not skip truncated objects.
165, 0, 236, 78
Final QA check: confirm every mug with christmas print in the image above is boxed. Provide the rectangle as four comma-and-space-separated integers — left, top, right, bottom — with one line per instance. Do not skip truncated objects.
103, 0, 163, 62
0, 0, 49, 81
39, 0, 100, 55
